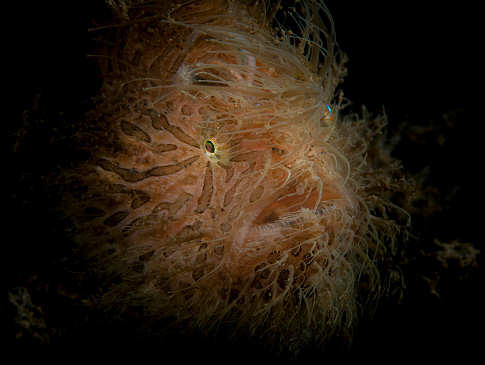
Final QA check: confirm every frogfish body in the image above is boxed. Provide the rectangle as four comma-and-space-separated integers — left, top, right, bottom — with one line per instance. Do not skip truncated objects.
60, 0, 410, 353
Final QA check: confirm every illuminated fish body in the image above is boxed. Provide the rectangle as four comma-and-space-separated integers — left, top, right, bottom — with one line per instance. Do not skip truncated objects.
60, 0, 410, 354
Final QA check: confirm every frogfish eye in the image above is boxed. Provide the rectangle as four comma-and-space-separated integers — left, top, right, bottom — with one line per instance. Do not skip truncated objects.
205, 139, 215, 154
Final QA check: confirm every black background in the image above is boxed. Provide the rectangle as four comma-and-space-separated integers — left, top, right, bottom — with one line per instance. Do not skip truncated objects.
6, 0, 480, 359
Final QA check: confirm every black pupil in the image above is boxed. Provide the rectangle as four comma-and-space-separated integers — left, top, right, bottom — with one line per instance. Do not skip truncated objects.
205, 140, 215, 153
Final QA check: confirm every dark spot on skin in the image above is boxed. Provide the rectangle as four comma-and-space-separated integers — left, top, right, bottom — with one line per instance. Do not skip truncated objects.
104, 211, 130, 226
261, 211, 279, 224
